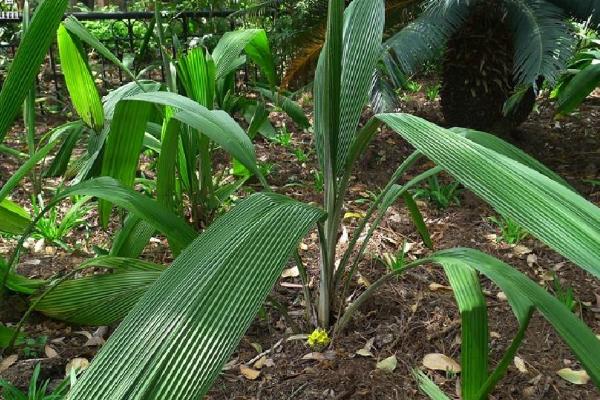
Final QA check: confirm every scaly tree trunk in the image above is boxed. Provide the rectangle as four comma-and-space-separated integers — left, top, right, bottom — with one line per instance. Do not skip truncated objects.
440, 2, 535, 133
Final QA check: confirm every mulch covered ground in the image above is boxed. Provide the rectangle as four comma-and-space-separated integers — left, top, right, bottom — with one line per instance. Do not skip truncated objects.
1, 85, 599, 399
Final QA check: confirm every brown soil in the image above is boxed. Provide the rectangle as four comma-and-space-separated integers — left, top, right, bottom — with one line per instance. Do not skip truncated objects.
1, 86, 599, 400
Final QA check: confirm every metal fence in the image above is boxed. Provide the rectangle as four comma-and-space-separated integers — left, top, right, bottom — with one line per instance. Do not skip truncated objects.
0, 9, 277, 113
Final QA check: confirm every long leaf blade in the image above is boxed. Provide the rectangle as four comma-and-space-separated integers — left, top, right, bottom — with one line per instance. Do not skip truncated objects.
68, 193, 324, 399
34, 257, 164, 325
99, 100, 152, 226
378, 113, 600, 278
431, 248, 600, 389
57, 23, 104, 131
0, 0, 69, 142
51, 177, 196, 253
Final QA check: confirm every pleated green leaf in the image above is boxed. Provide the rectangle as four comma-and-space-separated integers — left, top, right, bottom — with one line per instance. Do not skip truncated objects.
124, 91, 264, 183
450, 127, 572, 189
430, 248, 600, 389
243, 30, 278, 87
0, 199, 31, 235
110, 216, 155, 259
0, 325, 24, 348
63, 16, 136, 81
314, 0, 344, 177
255, 87, 310, 129
34, 257, 165, 325
378, 113, 600, 279
68, 193, 324, 399
557, 63, 600, 114
0, 261, 46, 295
156, 116, 180, 212
99, 100, 152, 226
48, 177, 196, 254
177, 47, 216, 108
44, 123, 85, 178
212, 29, 277, 85
314, 0, 385, 176
0, 0, 69, 143
103, 80, 162, 121
442, 263, 488, 399
57, 24, 104, 131
336, 0, 385, 176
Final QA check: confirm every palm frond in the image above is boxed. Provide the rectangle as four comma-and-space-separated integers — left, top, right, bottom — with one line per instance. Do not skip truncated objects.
545, 0, 600, 25
282, 0, 420, 89
508, 0, 577, 87
384, 0, 471, 76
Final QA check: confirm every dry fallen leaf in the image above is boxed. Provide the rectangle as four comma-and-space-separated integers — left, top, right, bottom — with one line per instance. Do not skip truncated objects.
376, 355, 397, 372
526, 254, 538, 267
497, 292, 508, 301
0, 354, 18, 373
240, 365, 261, 380
33, 238, 45, 254
66, 357, 89, 376
557, 368, 590, 385
302, 351, 336, 361
357, 274, 371, 288
422, 353, 461, 373
514, 356, 528, 373
485, 233, 498, 242
355, 338, 375, 358
264, 358, 275, 368
44, 345, 59, 359
429, 283, 452, 292
281, 267, 299, 279
514, 245, 532, 257
253, 356, 268, 369
74, 330, 92, 340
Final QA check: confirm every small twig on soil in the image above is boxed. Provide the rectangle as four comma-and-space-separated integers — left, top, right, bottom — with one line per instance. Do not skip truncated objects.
246, 338, 284, 366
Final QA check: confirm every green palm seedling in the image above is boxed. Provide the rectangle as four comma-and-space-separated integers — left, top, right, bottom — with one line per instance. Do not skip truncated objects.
384, 0, 600, 132
2, 1, 600, 399
63, 1, 600, 399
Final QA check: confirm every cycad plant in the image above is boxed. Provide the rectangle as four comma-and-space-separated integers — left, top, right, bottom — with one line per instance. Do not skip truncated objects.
385, 0, 600, 131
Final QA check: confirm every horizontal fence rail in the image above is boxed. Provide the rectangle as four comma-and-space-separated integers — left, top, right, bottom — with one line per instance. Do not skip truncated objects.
0, 10, 236, 22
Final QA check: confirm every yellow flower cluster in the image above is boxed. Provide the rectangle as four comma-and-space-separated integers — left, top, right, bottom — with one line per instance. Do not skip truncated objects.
307, 328, 330, 348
